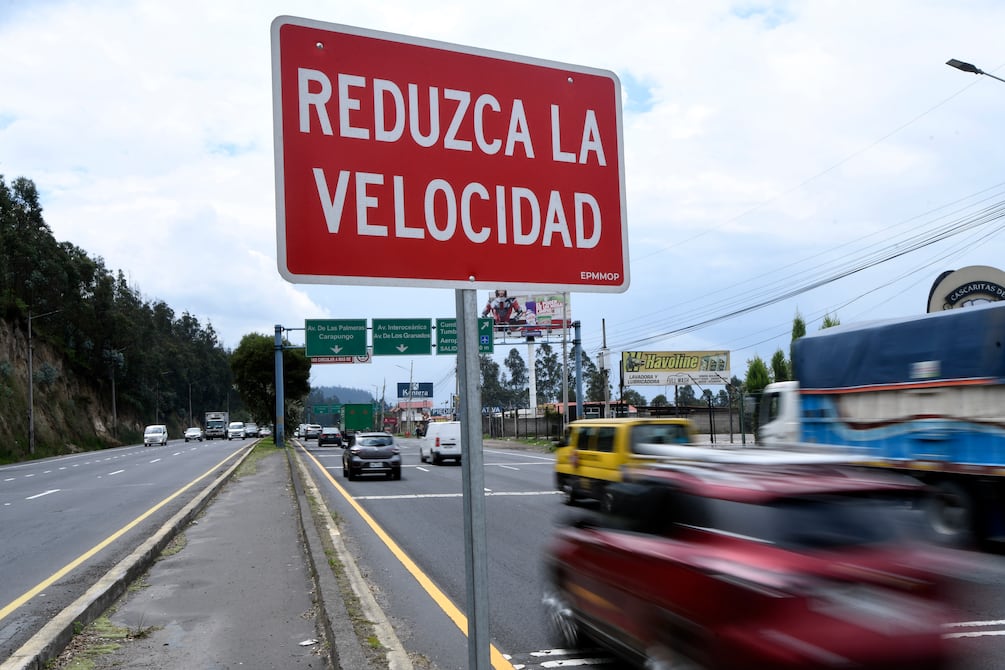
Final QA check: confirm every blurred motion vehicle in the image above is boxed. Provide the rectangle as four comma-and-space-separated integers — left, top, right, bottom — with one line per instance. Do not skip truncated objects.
204, 411, 228, 440
243, 422, 259, 438
318, 426, 343, 447
183, 427, 203, 442
143, 424, 168, 447
544, 455, 962, 669
759, 303, 1005, 547
227, 421, 245, 440
342, 431, 401, 480
259, 425, 271, 437
554, 417, 694, 509
304, 424, 322, 440
419, 420, 462, 464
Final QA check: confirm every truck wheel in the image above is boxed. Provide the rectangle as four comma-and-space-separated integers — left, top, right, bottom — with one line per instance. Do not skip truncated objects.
432, 451, 442, 466
600, 486, 616, 514
925, 480, 975, 546
419, 448, 427, 463
560, 477, 578, 506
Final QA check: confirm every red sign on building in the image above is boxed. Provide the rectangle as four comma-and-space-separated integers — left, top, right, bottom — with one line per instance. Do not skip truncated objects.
271, 17, 628, 292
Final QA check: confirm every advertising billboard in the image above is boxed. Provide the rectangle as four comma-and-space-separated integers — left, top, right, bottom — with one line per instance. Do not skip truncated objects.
622, 350, 731, 386
481, 290, 571, 337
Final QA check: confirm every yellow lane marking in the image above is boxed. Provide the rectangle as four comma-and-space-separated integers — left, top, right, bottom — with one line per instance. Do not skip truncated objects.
300, 447, 516, 670
0, 446, 247, 623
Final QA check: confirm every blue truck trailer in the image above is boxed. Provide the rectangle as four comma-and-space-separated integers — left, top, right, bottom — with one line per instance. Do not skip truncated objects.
760, 302, 1005, 546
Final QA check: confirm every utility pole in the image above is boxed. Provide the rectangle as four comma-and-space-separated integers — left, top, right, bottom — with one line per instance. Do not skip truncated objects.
601, 319, 610, 418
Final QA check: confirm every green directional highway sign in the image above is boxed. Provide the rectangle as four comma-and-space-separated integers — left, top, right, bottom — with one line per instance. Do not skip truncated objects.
305, 319, 367, 358
436, 318, 495, 355
372, 318, 432, 356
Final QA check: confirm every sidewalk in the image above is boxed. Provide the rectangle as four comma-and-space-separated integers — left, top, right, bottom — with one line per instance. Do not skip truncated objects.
85, 449, 325, 668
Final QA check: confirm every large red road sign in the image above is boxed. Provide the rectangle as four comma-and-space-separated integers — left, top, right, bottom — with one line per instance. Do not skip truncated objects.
271, 17, 628, 292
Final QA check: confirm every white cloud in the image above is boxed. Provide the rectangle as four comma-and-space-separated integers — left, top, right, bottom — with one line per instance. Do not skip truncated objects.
4, 0, 1005, 402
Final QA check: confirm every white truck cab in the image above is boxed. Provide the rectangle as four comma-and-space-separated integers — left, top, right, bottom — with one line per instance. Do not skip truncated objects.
758, 381, 800, 445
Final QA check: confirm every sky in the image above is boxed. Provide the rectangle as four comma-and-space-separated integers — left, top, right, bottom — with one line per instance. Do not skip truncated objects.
3, 0, 1005, 410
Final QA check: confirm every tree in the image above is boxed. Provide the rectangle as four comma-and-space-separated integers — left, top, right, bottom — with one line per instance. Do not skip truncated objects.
502, 348, 529, 408
770, 349, 789, 383
534, 342, 563, 403
745, 355, 771, 438
621, 388, 647, 409
230, 333, 311, 427
790, 310, 806, 378
479, 354, 506, 410
650, 394, 669, 407
821, 312, 841, 329
677, 384, 698, 406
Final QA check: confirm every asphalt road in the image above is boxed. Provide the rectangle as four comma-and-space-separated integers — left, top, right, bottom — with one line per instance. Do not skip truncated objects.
0, 437, 254, 658
301, 436, 1005, 670
8, 435, 1005, 669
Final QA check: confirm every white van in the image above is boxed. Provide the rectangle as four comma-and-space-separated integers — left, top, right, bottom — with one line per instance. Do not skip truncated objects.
144, 424, 168, 447
419, 421, 462, 465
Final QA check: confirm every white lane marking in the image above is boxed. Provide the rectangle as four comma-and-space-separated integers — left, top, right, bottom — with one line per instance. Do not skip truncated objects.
4, 478, 14, 482
24, 474, 34, 478
43, 470, 52, 474
484, 449, 555, 462
415, 466, 430, 472
108, 469, 125, 476
353, 490, 561, 501
149, 459, 161, 464
497, 465, 519, 471
26, 489, 60, 500
943, 619, 1005, 638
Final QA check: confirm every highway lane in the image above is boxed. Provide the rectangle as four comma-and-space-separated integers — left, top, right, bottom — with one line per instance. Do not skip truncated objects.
301, 437, 584, 669
0, 437, 252, 658
301, 437, 1005, 670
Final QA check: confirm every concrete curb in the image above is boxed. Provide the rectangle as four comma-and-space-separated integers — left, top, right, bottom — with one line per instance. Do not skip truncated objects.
285, 444, 368, 670
287, 442, 413, 670
1, 444, 255, 670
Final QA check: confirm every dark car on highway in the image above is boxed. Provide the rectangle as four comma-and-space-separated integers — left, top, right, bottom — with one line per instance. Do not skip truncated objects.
543, 452, 965, 670
318, 426, 343, 447
342, 431, 401, 480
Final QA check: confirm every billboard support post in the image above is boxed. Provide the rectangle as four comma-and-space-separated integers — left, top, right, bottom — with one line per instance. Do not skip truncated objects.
457, 288, 489, 668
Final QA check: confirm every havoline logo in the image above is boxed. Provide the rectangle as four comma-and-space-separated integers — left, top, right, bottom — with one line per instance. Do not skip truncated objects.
623, 352, 700, 372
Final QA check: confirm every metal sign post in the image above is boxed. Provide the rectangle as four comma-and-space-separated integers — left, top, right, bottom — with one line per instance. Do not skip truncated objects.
456, 288, 489, 669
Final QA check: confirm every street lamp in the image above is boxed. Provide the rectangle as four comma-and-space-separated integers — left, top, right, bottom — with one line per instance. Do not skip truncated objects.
946, 58, 1005, 84
27, 308, 60, 455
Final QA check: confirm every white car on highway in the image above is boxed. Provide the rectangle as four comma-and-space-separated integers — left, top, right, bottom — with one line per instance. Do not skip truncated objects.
227, 421, 245, 440
144, 424, 168, 447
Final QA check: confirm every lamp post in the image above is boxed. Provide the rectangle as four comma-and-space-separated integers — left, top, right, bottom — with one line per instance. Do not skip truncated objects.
947, 58, 1005, 84
27, 308, 60, 455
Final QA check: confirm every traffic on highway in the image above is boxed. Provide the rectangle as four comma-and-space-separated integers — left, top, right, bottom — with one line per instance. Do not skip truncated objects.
298, 433, 1005, 670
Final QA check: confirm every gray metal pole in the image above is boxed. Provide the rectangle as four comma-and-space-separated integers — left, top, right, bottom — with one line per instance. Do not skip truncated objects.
574, 321, 583, 420
274, 324, 285, 448
456, 288, 490, 669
